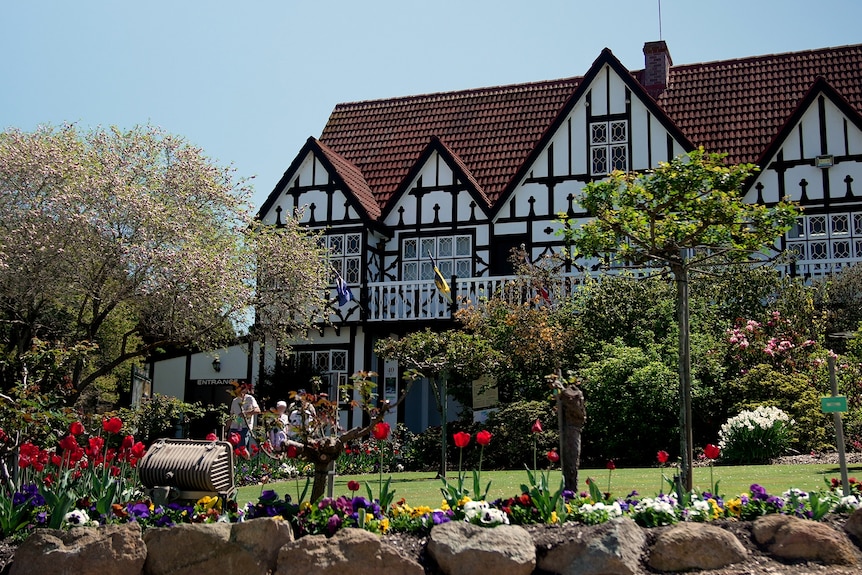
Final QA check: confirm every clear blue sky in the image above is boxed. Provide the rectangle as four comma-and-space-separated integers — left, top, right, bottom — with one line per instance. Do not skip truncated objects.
3, 1, 860, 211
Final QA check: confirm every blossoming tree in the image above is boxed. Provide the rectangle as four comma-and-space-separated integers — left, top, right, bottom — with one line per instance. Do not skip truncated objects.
560, 148, 798, 490
0, 125, 328, 400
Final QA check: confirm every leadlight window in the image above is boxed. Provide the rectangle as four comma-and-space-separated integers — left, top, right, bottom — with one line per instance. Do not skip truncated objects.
590, 120, 628, 175
402, 235, 472, 281
786, 212, 862, 262
295, 349, 348, 400
328, 232, 362, 284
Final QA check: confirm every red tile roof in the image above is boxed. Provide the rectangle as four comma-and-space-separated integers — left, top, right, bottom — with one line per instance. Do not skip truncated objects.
654, 44, 862, 166
314, 43, 862, 216
315, 140, 380, 219
319, 78, 580, 209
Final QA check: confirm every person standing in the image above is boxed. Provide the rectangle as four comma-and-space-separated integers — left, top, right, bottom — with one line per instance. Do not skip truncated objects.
229, 382, 260, 448
269, 400, 290, 451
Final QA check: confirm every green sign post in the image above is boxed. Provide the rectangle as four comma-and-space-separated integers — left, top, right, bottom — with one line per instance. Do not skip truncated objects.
827, 357, 850, 496
821, 395, 848, 413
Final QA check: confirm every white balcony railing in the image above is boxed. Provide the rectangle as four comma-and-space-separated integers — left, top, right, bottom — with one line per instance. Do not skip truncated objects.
357, 258, 857, 322
364, 275, 587, 322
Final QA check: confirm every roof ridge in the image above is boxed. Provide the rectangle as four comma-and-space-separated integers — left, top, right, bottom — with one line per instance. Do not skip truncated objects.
658, 42, 862, 72
332, 76, 582, 110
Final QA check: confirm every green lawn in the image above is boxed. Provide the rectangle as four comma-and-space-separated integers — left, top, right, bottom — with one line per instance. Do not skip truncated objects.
236, 463, 862, 509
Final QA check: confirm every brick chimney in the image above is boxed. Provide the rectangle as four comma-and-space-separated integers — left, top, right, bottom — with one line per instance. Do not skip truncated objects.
643, 41, 672, 95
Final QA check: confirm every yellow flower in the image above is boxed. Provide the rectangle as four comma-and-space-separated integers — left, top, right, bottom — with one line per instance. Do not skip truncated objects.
196, 496, 220, 511
413, 505, 432, 517
458, 496, 472, 507
726, 497, 742, 516
301, 501, 312, 512
440, 501, 450, 511
379, 517, 390, 533
707, 498, 722, 520
550, 511, 559, 524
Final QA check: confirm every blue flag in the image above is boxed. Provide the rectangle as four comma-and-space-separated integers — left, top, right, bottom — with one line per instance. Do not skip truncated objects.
335, 275, 354, 307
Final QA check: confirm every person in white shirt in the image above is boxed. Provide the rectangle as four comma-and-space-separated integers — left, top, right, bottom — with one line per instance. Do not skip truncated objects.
229, 382, 260, 448
269, 400, 289, 450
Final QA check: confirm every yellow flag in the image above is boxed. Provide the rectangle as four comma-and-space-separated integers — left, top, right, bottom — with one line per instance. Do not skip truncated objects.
430, 256, 452, 303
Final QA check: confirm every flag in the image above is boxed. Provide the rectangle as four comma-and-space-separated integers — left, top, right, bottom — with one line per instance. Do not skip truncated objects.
335, 273, 354, 307
429, 253, 452, 303
525, 254, 551, 304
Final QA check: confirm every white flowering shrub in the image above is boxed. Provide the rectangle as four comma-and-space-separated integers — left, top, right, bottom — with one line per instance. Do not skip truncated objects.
718, 405, 794, 464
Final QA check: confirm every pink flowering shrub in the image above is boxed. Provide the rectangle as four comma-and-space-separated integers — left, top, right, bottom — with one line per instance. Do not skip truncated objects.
725, 311, 818, 374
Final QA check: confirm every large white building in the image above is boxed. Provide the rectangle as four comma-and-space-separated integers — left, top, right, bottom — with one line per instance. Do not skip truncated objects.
247, 41, 862, 433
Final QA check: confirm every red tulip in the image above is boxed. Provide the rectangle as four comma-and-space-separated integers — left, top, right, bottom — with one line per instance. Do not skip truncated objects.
704, 444, 721, 460
531, 419, 543, 434
286, 445, 298, 458
205, 433, 218, 441
347, 480, 360, 492
372, 421, 391, 440
657, 450, 669, 464
102, 417, 123, 434
476, 430, 492, 446
59, 434, 79, 452
606, 460, 616, 471
453, 431, 471, 449
228, 432, 241, 446
547, 449, 560, 463
69, 421, 85, 436
131, 441, 146, 459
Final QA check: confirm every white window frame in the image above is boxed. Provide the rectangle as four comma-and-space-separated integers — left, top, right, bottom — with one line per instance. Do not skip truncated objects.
590, 120, 629, 175
401, 235, 472, 281
327, 232, 362, 284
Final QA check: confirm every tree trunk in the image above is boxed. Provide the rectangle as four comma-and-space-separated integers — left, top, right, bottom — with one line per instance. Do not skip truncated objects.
439, 375, 447, 479
559, 384, 586, 491
305, 438, 344, 502
673, 262, 694, 493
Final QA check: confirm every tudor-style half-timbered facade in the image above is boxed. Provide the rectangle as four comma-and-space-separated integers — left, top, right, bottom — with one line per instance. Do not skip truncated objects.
257, 41, 862, 433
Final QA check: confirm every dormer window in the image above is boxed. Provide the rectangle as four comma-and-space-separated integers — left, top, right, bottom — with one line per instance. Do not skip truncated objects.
590, 120, 628, 175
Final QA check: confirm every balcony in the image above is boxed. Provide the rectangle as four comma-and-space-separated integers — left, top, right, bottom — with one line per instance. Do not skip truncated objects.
353, 257, 858, 322
364, 275, 584, 322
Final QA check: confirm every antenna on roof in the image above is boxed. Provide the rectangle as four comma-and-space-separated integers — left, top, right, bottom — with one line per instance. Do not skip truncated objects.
658, 0, 663, 40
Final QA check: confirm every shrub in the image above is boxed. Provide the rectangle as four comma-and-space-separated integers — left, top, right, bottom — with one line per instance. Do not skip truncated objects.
481, 401, 557, 470
723, 364, 829, 453
578, 341, 679, 466
718, 405, 794, 464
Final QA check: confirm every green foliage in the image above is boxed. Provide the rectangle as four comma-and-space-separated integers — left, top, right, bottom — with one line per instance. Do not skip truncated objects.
724, 364, 828, 453
814, 262, 862, 342
520, 466, 567, 524
118, 394, 214, 444
562, 148, 798, 266
578, 342, 679, 466
481, 401, 558, 470
567, 274, 676, 357
399, 425, 441, 472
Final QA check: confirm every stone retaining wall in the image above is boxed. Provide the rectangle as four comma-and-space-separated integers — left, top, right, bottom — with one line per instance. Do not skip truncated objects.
9, 510, 862, 575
